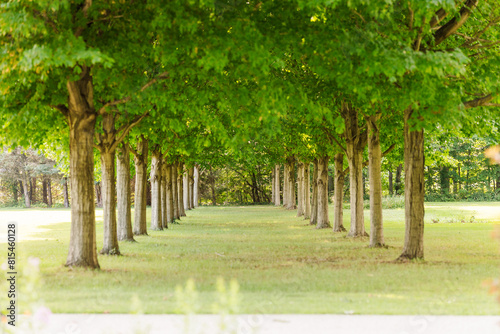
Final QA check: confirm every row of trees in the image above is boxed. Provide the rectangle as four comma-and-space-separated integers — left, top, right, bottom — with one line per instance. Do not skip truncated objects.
1, 1, 499, 268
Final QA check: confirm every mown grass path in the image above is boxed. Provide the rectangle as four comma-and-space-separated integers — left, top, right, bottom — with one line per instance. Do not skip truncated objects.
6, 203, 500, 314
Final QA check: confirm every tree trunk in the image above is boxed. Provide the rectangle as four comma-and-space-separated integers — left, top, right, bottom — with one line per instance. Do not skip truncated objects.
333, 153, 346, 232
189, 166, 194, 209
310, 159, 318, 225
343, 103, 367, 238
274, 165, 281, 206
397, 107, 425, 261
30, 177, 36, 204
65, 70, 99, 268
271, 167, 275, 204
193, 165, 200, 207
283, 163, 288, 207
132, 136, 148, 235
303, 162, 311, 219
47, 179, 52, 208
178, 163, 186, 216
42, 179, 48, 204
95, 182, 102, 208
172, 163, 180, 219
161, 160, 168, 229
440, 166, 450, 194
388, 170, 394, 196
286, 157, 296, 210
183, 165, 189, 210
367, 115, 385, 247
100, 149, 120, 255
150, 150, 163, 230
166, 164, 174, 225
13, 181, 19, 205
395, 164, 402, 195
297, 161, 304, 216
22, 171, 31, 208
63, 177, 70, 208
117, 143, 134, 242
316, 155, 330, 229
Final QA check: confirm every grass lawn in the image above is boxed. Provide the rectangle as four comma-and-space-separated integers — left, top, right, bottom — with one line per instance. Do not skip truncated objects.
5, 203, 500, 315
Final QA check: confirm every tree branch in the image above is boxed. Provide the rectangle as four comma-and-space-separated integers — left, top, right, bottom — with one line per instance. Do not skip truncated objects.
434, 0, 478, 46
463, 94, 495, 108
430, 8, 448, 28
111, 113, 148, 152
343, 143, 396, 174
97, 71, 169, 115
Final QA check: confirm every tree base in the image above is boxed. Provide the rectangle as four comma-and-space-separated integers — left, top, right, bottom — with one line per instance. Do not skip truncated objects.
369, 243, 388, 249
347, 231, 369, 238
395, 253, 424, 262
333, 225, 347, 232
100, 247, 121, 256
316, 223, 331, 229
65, 260, 100, 269
119, 238, 136, 242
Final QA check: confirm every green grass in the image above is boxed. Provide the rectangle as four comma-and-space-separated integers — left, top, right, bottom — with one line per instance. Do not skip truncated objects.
8, 203, 500, 315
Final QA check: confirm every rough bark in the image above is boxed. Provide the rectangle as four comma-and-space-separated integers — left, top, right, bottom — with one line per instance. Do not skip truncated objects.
100, 149, 120, 255
274, 165, 281, 206
367, 115, 385, 247
303, 162, 311, 219
47, 179, 52, 208
132, 136, 148, 235
397, 107, 425, 261
65, 70, 99, 268
343, 103, 368, 238
286, 157, 296, 210
161, 160, 168, 229
165, 164, 174, 225
95, 182, 102, 208
117, 143, 134, 242
189, 166, 194, 209
97, 112, 121, 255
310, 159, 318, 225
177, 162, 186, 216
172, 163, 180, 219
193, 165, 200, 207
316, 155, 331, 229
63, 177, 70, 208
150, 150, 163, 230
333, 153, 346, 232
296, 161, 304, 217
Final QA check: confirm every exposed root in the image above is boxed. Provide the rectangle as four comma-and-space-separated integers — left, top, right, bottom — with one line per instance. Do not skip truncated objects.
333, 225, 347, 232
